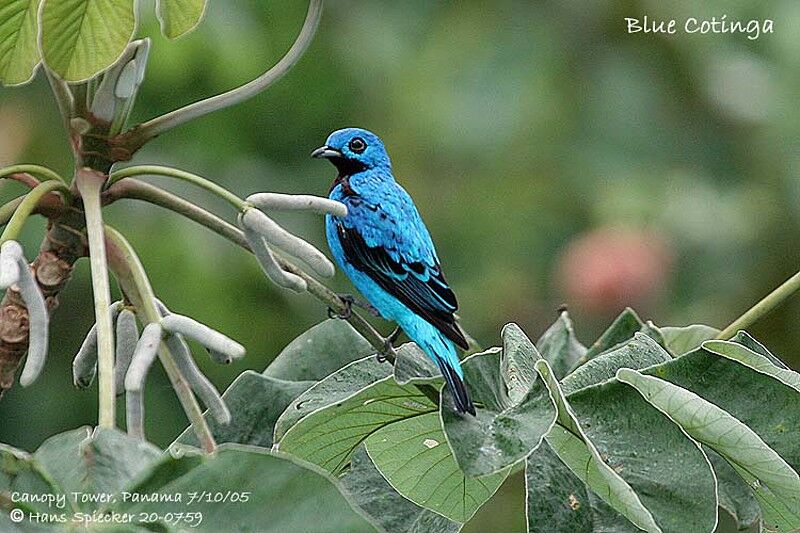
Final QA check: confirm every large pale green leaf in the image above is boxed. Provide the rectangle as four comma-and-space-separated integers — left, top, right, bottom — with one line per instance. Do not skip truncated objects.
365, 412, 508, 523
659, 324, 719, 356
535, 359, 661, 532
441, 324, 557, 476
175, 371, 314, 449
566, 375, 718, 533
0, 443, 60, 515
113, 445, 375, 533
33, 427, 161, 510
393, 342, 449, 384
0, 0, 41, 85
535, 311, 587, 379
264, 319, 376, 382
619, 367, 800, 530
525, 440, 639, 532
582, 307, 643, 360
707, 450, 761, 530
339, 445, 461, 533
275, 355, 435, 474
156, 0, 206, 39
561, 333, 670, 395
40, 0, 136, 82
703, 339, 800, 392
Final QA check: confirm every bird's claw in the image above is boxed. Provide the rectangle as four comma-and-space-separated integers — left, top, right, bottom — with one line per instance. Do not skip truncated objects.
333, 293, 380, 318
328, 298, 353, 320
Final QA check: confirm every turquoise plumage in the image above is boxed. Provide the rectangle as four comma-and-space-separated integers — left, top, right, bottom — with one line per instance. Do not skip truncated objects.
313, 128, 475, 415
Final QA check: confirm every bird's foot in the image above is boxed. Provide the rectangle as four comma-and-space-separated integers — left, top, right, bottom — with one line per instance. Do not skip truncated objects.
331, 293, 380, 318
376, 327, 403, 363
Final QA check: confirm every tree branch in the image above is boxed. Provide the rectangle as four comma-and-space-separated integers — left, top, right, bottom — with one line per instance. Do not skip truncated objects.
120, 0, 323, 149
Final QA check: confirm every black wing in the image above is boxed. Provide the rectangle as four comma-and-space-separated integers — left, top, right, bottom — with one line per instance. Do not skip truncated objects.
337, 223, 469, 350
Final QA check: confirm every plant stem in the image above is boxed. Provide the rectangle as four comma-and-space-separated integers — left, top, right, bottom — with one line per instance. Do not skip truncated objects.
0, 197, 25, 226
0, 181, 70, 244
44, 67, 74, 130
104, 226, 217, 453
716, 270, 800, 340
0, 165, 67, 184
125, 0, 323, 146
107, 166, 247, 211
75, 169, 116, 428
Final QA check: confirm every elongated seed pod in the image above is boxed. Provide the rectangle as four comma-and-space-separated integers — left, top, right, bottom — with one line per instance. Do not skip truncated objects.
241, 222, 307, 292
0, 240, 22, 289
246, 193, 347, 217
124, 323, 163, 393
17, 256, 48, 387
114, 309, 139, 395
72, 302, 123, 388
126, 390, 145, 439
160, 314, 245, 362
165, 334, 231, 424
240, 208, 335, 278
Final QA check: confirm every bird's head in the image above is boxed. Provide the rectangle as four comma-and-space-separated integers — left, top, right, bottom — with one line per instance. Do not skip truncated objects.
311, 128, 391, 175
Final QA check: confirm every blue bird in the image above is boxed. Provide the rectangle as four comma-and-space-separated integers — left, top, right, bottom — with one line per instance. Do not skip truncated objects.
313, 128, 475, 415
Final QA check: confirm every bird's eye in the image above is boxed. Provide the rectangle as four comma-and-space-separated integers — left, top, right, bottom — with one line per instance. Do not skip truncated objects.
349, 137, 367, 154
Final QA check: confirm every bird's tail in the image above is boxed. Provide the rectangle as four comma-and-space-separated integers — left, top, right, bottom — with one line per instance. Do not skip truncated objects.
408, 319, 476, 416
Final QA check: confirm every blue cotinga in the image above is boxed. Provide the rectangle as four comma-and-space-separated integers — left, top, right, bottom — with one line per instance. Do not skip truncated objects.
313, 128, 475, 415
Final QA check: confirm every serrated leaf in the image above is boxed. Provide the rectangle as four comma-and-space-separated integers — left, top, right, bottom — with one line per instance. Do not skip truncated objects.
264, 319, 375, 382
175, 370, 314, 449
33, 427, 161, 510
112, 445, 375, 533
525, 440, 639, 532
0, 0, 41, 85
40, 0, 136, 82
441, 326, 557, 477
275, 355, 436, 474
535, 311, 587, 379
659, 324, 720, 356
365, 412, 509, 523
535, 359, 661, 533
156, 0, 206, 39
618, 368, 800, 531
339, 445, 461, 533
561, 333, 670, 395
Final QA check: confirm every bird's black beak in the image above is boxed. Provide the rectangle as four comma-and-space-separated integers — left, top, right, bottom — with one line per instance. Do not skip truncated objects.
311, 145, 343, 159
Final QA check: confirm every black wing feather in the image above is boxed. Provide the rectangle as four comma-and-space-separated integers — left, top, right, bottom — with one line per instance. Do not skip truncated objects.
337, 223, 469, 350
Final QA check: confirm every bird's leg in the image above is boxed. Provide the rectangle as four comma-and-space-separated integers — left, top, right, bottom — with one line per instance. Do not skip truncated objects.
333, 293, 380, 318
377, 326, 403, 363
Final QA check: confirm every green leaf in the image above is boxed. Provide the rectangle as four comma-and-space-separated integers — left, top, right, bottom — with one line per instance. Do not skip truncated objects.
560, 333, 670, 395
33, 427, 161, 510
365, 412, 509, 523
525, 440, 639, 532
0, 0, 41, 85
659, 324, 719, 356
393, 342, 449, 385
113, 445, 375, 533
707, 449, 761, 531
0, 443, 59, 515
156, 0, 207, 39
441, 325, 557, 476
40, 0, 137, 82
339, 445, 461, 533
618, 367, 800, 531
729, 330, 791, 370
703, 339, 800, 393
582, 307, 643, 360
534, 359, 661, 532
275, 356, 435, 474
175, 370, 314, 449
535, 311, 587, 379
264, 319, 376, 382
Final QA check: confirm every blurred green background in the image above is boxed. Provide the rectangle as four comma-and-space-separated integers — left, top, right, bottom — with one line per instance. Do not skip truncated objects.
0, 0, 797, 531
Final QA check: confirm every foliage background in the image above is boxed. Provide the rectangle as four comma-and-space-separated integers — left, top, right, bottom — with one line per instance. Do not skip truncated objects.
0, 0, 797, 531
